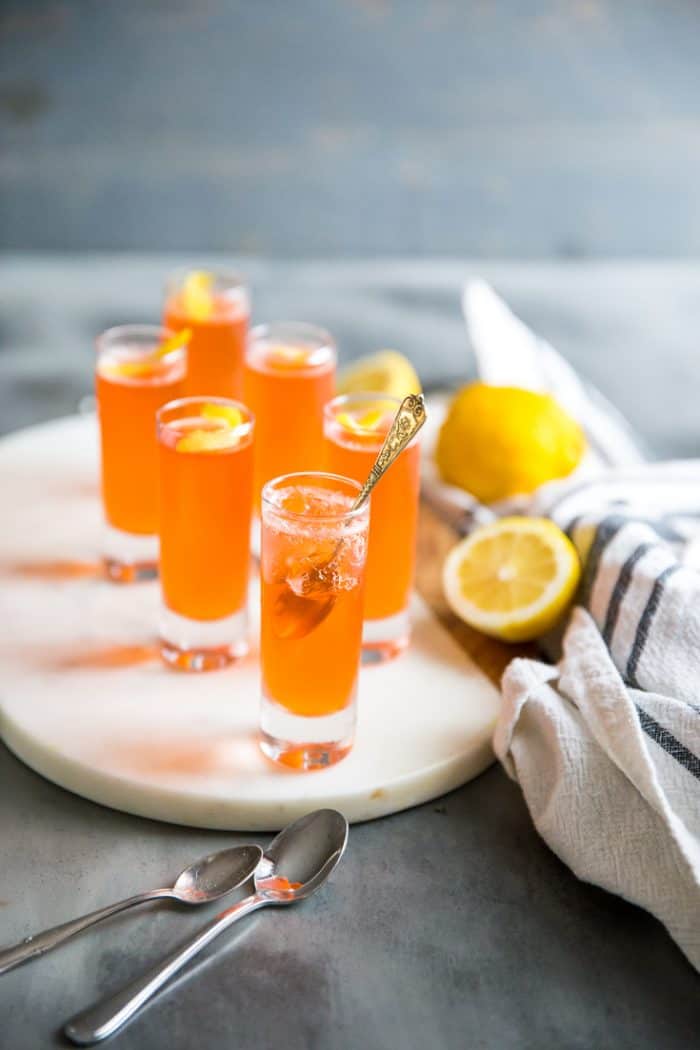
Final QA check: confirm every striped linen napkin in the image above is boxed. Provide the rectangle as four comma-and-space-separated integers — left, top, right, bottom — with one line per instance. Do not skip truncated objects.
424, 281, 700, 969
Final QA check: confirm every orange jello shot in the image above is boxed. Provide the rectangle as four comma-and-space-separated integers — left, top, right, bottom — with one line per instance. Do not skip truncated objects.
95, 324, 187, 582
243, 323, 336, 507
157, 397, 255, 671
259, 472, 369, 770
324, 394, 421, 660
163, 269, 250, 399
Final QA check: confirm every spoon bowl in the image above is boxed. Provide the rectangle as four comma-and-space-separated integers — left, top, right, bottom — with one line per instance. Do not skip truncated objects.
0, 843, 262, 977
254, 808, 349, 902
172, 845, 264, 904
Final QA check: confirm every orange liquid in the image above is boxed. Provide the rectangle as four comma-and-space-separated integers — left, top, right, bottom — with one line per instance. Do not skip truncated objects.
96, 356, 184, 535
164, 293, 248, 399
325, 416, 420, 619
244, 346, 335, 505
261, 485, 367, 717
158, 418, 254, 620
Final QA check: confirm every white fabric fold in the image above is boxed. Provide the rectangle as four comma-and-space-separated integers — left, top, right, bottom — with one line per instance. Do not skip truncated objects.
433, 279, 700, 969
495, 608, 700, 972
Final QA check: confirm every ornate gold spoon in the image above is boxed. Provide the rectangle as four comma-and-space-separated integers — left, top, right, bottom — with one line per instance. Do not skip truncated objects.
272, 393, 426, 640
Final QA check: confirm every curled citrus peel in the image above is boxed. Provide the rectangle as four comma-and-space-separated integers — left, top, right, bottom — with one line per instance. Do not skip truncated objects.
336, 408, 384, 433
268, 344, 309, 368
175, 402, 244, 453
200, 403, 243, 428
182, 271, 214, 321
101, 328, 190, 380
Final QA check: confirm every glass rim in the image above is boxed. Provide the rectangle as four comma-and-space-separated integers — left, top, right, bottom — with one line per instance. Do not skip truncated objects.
248, 320, 336, 350
323, 391, 421, 449
156, 395, 255, 430
261, 470, 367, 523
323, 390, 402, 421
95, 323, 179, 353
165, 266, 249, 293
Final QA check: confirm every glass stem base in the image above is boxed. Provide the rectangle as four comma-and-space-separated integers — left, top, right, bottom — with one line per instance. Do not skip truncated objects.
361, 607, 411, 664
102, 524, 158, 583
259, 689, 355, 770
159, 605, 249, 672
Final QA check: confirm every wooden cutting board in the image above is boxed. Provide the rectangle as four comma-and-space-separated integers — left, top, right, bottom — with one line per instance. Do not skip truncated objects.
0, 415, 508, 831
415, 502, 530, 688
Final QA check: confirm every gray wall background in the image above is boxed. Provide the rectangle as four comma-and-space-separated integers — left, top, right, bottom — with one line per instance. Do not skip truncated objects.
3, 0, 700, 257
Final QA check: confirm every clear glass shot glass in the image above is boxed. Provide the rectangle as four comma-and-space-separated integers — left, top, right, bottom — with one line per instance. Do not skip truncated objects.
163, 268, 250, 399
243, 322, 336, 508
259, 471, 370, 770
324, 392, 421, 660
156, 396, 255, 671
95, 324, 187, 582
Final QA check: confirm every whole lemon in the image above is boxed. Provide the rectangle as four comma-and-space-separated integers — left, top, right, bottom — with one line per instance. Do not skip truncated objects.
435, 382, 585, 503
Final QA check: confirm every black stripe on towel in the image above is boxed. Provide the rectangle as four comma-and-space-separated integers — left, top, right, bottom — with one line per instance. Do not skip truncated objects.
635, 704, 700, 781
563, 513, 583, 540
601, 542, 654, 646
626, 564, 680, 688
579, 514, 628, 609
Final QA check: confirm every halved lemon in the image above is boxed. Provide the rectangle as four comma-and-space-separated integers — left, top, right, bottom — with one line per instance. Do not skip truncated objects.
442, 517, 580, 642
337, 350, 421, 399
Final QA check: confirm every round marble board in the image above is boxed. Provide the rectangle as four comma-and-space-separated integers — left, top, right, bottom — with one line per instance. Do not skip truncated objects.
0, 415, 500, 831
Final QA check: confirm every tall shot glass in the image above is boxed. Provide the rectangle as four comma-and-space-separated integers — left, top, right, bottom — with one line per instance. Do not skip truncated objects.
157, 397, 255, 670
163, 268, 250, 400
324, 393, 421, 660
96, 324, 186, 582
259, 472, 370, 770
243, 322, 336, 508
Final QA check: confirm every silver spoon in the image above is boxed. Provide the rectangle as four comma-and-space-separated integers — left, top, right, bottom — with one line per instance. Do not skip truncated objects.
0, 844, 262, 976
64, 809, 348, 1046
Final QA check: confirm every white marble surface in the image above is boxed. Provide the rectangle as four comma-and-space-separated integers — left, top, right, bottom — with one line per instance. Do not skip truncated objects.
0, 414, 499, 831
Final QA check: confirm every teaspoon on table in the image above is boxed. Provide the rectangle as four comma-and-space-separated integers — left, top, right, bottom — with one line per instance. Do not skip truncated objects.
272, 393, 427, 640
64, 808, 349, 1046
0, 843, 262, 976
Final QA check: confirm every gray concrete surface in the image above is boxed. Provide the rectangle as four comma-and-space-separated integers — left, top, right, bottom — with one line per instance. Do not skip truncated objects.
4, 1, 700, 257
1, 255, 699, 1048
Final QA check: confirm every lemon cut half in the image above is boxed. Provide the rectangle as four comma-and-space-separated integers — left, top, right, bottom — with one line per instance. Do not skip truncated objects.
442, 517, 580, 642
337, 350, 421, 400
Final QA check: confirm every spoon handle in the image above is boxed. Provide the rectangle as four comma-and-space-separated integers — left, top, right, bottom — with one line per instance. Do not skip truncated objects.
0, 889, 171, 976
64, 894, 264, 1046
353, 393, 426, 509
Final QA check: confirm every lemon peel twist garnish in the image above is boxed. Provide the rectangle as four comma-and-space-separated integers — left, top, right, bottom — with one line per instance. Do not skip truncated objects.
102, 328, 190, 379
336, 408, 384, 433
200, 403, 243, 428
182, 271, 214, 321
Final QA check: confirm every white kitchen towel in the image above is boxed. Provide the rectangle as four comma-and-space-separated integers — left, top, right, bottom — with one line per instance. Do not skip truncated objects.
424, 279, 700, 965
533, 463, 700, 685
494, 607, 700, 971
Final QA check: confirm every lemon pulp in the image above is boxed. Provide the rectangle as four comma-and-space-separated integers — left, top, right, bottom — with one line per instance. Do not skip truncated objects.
442, 516, 580, 642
